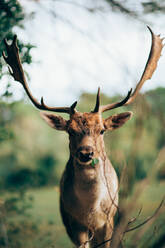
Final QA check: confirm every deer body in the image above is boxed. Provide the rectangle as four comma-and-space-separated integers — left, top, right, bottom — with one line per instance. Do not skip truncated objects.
58, 112, 119, 247
2, 27, 163, 248
60, 157, 118, 247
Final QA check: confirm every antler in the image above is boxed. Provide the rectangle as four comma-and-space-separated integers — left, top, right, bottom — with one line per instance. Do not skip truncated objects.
93, 26, 164, 113
2, 35, 77, 114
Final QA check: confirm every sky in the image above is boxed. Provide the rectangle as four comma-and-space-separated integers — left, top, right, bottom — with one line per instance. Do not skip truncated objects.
4, 0, 165, 107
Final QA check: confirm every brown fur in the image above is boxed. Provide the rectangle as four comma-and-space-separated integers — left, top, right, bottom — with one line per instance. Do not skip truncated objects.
41, 111, 132, 247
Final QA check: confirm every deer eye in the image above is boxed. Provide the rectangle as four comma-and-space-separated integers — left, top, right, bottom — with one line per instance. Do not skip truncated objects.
68, 128, 80, 137
100, 129, 105, 135
68, 129, 75, 136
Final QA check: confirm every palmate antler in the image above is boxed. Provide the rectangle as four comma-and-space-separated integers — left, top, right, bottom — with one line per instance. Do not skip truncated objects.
93, 26, 164, 113
2, 35, 77, 115
2, 27, 163, 115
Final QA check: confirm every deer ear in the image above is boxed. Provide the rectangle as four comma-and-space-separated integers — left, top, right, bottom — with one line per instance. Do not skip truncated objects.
104, 111, 133, 131
40, 112, 68, 131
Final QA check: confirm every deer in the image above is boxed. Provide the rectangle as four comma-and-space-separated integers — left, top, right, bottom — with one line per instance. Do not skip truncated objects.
2, 27, 163, 248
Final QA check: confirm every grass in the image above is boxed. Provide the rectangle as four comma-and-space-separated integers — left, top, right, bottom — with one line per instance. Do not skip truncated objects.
121, 180, 165, 248
29, 181, 165, 247
2, 181, 165, 248
26, 187, 73, 248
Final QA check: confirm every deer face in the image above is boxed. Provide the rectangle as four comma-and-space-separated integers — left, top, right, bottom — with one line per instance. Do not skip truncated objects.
41, 110, 132, 165
67, 112, 105, 165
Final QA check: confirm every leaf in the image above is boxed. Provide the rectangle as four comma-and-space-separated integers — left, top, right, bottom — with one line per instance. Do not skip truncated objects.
91, 158, 99, 167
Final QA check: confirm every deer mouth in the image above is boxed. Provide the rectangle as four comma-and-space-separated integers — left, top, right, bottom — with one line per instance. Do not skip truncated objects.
77, 159, 93, 166
76, 156, 100, 167
77, 152, 93, 165
76, 146, 94, 165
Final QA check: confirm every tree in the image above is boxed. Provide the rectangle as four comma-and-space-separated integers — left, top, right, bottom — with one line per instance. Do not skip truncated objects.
0, 0, 34, 96
105, 0, 165, 17
33, 0, 165, 21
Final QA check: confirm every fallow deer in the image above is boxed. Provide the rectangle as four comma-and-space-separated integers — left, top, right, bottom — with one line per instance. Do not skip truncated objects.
2, 27, 163, 248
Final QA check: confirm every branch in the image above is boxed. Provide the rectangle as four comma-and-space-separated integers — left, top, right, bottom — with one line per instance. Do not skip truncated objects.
92, 197, 164, 248
93, 237, 112, 248
125, 196, 165, 233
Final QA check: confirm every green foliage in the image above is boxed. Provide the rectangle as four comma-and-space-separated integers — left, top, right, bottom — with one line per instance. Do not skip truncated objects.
142, 1, 165, 14
0, 190, 37, 248
91, 158, 99, 167
0, 101, 63, 190
5, 154, 58, 190
0, 0, 24, 47
0, 0, 34, 91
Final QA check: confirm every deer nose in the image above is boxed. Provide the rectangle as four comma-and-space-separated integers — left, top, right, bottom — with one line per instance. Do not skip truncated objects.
77, 146, 94, 163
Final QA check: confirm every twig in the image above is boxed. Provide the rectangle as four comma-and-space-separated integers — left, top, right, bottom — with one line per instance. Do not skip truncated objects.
92, 237, 112, 248
78, 230, 94, 248
127, 206, 142, 225
92, 196, 164, 248
125, 197, 164, 233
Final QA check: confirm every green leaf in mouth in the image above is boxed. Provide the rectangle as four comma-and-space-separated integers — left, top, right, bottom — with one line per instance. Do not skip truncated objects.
91, 158, 99, 167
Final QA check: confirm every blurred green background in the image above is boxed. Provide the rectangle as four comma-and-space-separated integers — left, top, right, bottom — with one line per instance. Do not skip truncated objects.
0, 90, 165, 248
0, 1, 165, 248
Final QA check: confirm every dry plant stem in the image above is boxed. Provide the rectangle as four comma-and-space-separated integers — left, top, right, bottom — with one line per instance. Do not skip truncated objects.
93, 194, 164, 247
125, 196, 165, 233
92, 161, 130, 248
107, 159, 127, 226
78, 230, 94, 248
130, 148, 165, 244
127, 207, 142, 226
92, 238, 112, 248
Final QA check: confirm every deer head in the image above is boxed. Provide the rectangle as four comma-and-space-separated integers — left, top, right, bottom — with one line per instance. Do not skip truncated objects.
2, 27, 163, 166
40, 91, 132, 165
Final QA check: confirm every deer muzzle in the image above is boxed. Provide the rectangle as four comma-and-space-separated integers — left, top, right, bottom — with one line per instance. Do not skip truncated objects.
77, 146, 94, 164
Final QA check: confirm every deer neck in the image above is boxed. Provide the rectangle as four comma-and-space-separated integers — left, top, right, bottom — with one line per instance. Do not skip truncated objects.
72, 152, 110, 201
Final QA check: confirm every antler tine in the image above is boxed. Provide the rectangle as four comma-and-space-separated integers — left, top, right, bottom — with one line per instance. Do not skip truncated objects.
93, 87, 100, 113
2, 35, 77, 114
70, 101, 78, 114
100, 89, 132, 113
99, 26, 163, 113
